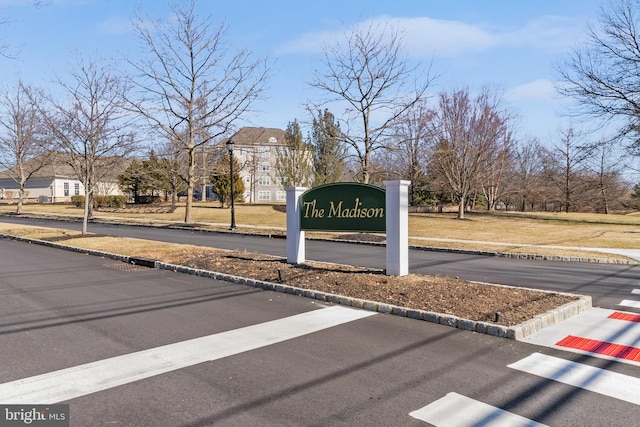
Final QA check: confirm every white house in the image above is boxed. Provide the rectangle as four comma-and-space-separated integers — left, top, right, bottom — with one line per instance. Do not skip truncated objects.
0, 154, 128, 203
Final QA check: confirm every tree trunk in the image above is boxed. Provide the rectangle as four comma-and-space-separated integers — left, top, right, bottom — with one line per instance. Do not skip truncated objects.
600, 187, 609, 214
361, 148, 370, 183
457, 199, 465, 219
184, 147, 196, 224
16, 187, 24, 214
82, 191, 90, 235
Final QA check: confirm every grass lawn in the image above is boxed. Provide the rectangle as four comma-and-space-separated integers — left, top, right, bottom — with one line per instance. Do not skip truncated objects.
1, 202, 639, 260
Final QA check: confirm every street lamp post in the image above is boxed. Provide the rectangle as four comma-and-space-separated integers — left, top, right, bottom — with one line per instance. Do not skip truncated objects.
226, 139, 237, 230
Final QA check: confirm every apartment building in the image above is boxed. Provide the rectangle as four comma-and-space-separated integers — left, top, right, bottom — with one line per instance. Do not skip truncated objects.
222, 127, 289, 203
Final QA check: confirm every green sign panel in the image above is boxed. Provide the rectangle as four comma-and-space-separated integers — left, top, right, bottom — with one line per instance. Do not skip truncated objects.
300, 183, 386, 232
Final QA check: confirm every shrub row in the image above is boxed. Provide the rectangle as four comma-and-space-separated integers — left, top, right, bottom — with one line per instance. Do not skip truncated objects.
70, 195, 126, 208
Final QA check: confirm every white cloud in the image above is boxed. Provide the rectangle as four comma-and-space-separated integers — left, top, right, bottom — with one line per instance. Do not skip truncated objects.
394, 17, 497, 57
500, 15, 586, 53
277, 16, 496, 57
278, 14, 585, 58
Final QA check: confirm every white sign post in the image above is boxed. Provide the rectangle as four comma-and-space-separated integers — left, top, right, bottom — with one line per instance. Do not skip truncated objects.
384, 180, 410, 276
286, 186, 306, 264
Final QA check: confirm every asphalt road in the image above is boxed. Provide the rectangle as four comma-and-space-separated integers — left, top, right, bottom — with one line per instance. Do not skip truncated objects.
2, 239, 639, 426
1, 214, 639, 312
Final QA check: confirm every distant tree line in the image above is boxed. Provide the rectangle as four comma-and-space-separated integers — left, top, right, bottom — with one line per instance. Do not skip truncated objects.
2, 0, 640, 231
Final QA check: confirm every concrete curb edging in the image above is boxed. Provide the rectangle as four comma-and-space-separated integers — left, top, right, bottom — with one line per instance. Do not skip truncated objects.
1, 233, 592, 340
1, 234, 130, 263
153, 259, 591, 340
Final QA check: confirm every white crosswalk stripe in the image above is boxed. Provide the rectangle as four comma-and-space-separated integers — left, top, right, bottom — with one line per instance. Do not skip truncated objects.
617, 287, 640, 309
0, 305, 375, 404
410, 392, 548, 427
411, 342, 640, 425
509, 353, 640, 405
619, 299, 640, 309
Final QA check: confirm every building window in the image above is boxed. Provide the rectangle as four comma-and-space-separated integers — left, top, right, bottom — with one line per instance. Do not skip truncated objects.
74, 183, 80, 196
258, 191, 271, 201
259, 162, 270, 172
63, 182, 69, 197
276, 191, 286, 201
258, 176, 270, 186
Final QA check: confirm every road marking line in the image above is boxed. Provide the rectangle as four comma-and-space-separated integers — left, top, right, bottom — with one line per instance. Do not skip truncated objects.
508, 353, 640, 405
409, 392, 548, 427
618, 300, 640, 309
631, 289, 640, 295
556, 335, 640, 361
0, 306, 375, 404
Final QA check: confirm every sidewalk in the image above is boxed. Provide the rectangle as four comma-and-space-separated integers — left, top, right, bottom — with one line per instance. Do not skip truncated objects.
409, 236, 640, 262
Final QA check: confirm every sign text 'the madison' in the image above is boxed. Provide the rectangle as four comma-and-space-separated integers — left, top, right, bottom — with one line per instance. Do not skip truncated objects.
299, 183, 386, 232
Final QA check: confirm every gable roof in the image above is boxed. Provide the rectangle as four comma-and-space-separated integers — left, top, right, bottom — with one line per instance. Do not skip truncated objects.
225, 127, 287, 147
0, 152, 131, 181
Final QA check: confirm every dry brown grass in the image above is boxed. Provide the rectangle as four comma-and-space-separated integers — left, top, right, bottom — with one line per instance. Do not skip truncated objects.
1, 203, 639, 260
0, 202, 286, 227
408, 211, 640, 248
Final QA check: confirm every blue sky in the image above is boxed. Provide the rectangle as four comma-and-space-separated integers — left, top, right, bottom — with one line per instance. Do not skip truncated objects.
0, 0, 606, 143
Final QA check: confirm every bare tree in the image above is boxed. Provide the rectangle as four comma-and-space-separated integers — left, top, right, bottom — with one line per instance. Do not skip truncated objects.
311, 21, 434, 183
390, 100, 434, 205
511, 137, 544, 211
480, 129, 514, 211
150, 140, 188, 206
557, 0, 640, 152
196, 144, 215, 202
585, 140, 629, 213
128, 0, 269, 223
427, 87, 514, 219
45, 57, 136, 234
539, 127, 593, 213
0, 80, 52, 213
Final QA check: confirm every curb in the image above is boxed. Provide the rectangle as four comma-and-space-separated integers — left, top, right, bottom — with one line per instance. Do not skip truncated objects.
321, 236, 639, 265
152, 260, 591, 340
1, 233, 592, 340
